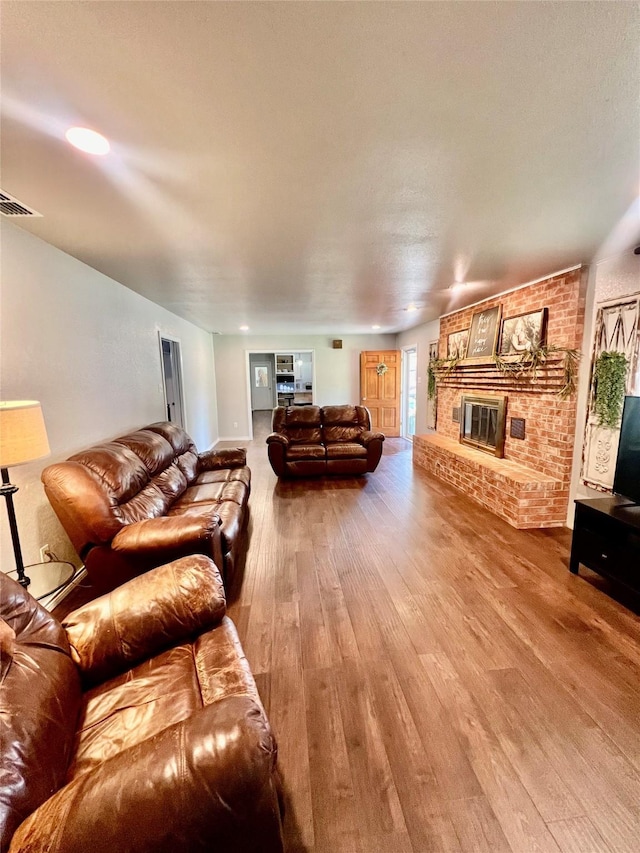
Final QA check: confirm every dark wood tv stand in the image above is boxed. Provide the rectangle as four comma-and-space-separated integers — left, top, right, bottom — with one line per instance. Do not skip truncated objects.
570, 496, 640, 595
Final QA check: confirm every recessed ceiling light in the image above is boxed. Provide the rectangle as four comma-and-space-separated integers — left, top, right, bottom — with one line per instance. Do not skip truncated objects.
450, 282, 466, 292
65, 127, 110, 155
405, 304, 418, 312
239, 325, 249, 332
372, 324, 381, 330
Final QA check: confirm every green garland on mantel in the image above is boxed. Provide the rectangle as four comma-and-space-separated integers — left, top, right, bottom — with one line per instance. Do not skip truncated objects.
427, 345, 580, 400
593, 351, 628, 428
492, 345, 580, 399
427, 356, 460, 399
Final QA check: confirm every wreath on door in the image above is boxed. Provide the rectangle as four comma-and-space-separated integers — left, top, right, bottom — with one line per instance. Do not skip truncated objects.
376, 362, 388, 376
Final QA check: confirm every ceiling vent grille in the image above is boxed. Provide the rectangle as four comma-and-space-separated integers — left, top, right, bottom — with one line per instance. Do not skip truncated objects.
0, 190, 42, 217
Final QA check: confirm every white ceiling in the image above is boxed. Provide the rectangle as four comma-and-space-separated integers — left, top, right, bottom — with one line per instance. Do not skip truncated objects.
1, 1, 639, 335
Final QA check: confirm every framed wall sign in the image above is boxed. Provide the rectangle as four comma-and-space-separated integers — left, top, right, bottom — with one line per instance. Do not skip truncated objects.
499, 308, 548, 355
465, 305, 502, 360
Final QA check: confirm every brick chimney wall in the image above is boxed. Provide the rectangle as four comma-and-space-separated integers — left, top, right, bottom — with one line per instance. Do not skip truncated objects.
427, 267, 587, 526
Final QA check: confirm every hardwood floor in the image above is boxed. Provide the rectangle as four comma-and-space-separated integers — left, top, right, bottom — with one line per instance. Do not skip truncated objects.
227, 412, 640, 853
54, 412, 640, 852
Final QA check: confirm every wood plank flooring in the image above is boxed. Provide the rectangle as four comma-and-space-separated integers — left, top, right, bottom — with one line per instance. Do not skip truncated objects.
54, 412, 640, 852
227, 413, 640, 853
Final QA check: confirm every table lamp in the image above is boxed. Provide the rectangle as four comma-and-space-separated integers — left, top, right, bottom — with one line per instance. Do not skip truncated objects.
0, 401, 51, 588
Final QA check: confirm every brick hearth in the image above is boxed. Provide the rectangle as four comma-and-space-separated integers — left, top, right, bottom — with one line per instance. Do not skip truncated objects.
414, 433, 565, 528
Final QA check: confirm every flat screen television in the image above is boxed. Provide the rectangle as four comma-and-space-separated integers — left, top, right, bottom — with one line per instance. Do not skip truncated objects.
613, 396, 640, 505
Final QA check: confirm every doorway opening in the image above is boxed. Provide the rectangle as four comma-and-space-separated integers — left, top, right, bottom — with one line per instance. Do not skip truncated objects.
160, 335, 185, 428
402, 346, 417, 440
245, 350, 315, 439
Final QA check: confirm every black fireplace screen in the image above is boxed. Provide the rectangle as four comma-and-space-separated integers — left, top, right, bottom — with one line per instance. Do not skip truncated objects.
459, 395, 507, 457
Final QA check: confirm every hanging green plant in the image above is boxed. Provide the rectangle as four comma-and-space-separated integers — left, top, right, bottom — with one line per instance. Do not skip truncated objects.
430, 355, 461, 375
593, 351, 628, 428
427, 363, 437, 400
428, 355, 461, 399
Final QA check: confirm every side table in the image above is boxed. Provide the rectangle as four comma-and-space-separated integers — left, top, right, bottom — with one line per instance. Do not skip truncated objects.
8, 560, 75, 601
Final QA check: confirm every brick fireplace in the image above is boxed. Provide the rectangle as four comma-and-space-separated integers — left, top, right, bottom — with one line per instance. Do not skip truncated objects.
413, 267, 587, 528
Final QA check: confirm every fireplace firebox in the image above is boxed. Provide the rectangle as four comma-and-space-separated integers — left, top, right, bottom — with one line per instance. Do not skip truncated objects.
459, 395, 507, 458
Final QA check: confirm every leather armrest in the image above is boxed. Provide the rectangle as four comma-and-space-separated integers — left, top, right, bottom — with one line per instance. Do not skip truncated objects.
198, 446, 247, 470
110, 513, 221, 561
8, 696, 284, 853
63, 555, 226, 685
360, 430, 385, 447
266, 433, 289, 447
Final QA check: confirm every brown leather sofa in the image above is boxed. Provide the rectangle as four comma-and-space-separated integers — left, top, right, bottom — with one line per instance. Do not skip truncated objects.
0, 556, 284, 853
42, 422, 250, 592
266, 404, 384, 477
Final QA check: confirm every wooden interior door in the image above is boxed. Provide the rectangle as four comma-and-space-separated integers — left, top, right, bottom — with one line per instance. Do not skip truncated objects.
360, 350, 401, 436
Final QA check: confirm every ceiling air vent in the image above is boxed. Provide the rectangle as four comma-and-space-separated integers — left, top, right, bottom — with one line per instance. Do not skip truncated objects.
0, 190, 42, 217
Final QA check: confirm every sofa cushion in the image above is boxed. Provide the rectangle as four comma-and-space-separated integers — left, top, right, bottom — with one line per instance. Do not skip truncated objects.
153, 462, 189, 502
118, 482, 173, 525
285, 426, 322, 445
276, 405, 322, 427
50, 440, 177, 543
69, 443, 150, 505
287, 444, 327, 460
113, 430, 175, 476
145, 422, 195, 456
145, 422, 200, 481
177, 482, 229, 505
175, 481, 248, 508
272, 405, 323, 445
325, 442, 368, 459
196, 467, 251, 488
322, 405, 369, 443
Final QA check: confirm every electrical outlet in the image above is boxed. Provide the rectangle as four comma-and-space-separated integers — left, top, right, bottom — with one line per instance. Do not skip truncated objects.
39, 544, 51, 563
233, 422, 238, 429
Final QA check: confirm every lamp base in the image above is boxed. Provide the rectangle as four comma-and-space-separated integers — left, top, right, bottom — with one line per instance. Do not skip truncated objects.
17, 572, 31, 589
1, 468, 30, 589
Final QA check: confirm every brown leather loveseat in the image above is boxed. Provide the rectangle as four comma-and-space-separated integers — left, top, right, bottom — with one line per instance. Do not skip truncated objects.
0, 556, 284, 853
266, 404, 384, 477
42, 422, 250, 592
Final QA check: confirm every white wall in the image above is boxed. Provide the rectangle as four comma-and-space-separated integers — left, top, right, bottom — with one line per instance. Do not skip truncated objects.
397, 319, 440, 436
0, 222, 219, 568
214, 333, 396, 438
567, 247, 640, 525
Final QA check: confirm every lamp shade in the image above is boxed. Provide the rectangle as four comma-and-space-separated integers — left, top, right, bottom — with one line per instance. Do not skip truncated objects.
0, 401, 50, 468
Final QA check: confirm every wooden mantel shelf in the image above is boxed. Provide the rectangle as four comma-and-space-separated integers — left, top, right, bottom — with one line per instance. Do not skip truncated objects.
433, 355, 568, 394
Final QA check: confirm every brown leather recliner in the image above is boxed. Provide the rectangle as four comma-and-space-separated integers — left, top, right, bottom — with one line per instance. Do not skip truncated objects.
42, 422, 250, 592
266, 404, 384, 477
0, 556, 284, 853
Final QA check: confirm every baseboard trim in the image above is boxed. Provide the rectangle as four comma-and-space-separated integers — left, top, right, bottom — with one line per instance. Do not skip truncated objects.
216, 436, 251, 442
